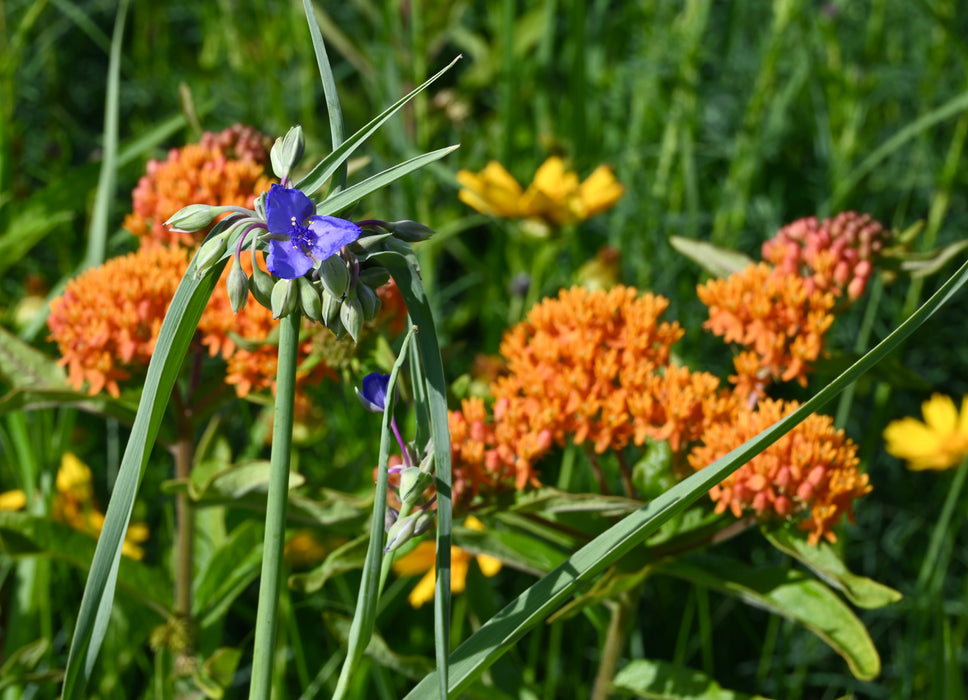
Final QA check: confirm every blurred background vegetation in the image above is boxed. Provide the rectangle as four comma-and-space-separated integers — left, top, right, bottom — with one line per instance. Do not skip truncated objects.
2, 0, 968, 698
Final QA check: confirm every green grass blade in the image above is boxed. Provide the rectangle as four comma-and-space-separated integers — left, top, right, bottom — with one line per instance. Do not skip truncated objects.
83, 0, 129, 269
294, 56, 461, 197
60, 250, 227, 700
827, 88, 968, 211
333, 326, 417, 699
316, 144, 459, 217
301, 0, 346, 191
374, 251, 453, 699
403, 255, 968, 698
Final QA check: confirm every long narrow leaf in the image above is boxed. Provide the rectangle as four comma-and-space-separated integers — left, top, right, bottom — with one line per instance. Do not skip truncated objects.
301, 0, 346, 191
375, 251, 453, 699
332, 326, 417, 698
316, 144, 460, 218
403, 256, 968, 698
295, 56, 461, 197
83, 0, 129, 269
60, 251, 227, 700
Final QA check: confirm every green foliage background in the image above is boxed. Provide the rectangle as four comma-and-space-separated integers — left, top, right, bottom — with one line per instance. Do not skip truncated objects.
2, 1, 968, 699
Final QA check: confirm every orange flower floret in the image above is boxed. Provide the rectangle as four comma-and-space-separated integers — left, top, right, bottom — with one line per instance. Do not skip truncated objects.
124, 141, 272, 249
48, 246, 191, 398
448, 397, 506, 504
629, 365, 740, 453
697, 263, 835, 392
762, 212, 887, 300
688, 399, 871, 544
488, 286, 683, 485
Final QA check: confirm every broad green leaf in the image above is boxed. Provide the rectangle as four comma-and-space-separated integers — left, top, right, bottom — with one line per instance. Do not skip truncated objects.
0, 639, 60, 691
612, 658, 775, 700
662, 556, 880, 680
193, 520, 264, 628
295, 56, 461, 196
61, 241, 227, 699
669, 236, 755, 278
900, 238, 968, 278
549, 559, 652, 624
0, 511, 170, 615
453, 523, 568, 577
763, 525, 902, 609
402, 255, 968, 699
511, 486, 643, 518
289, 535, 368, 594
0, 326, 144, 426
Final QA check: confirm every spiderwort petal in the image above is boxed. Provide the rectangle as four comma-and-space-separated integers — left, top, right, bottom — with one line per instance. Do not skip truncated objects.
264, 183, 361, 279
357, 372, 390, 413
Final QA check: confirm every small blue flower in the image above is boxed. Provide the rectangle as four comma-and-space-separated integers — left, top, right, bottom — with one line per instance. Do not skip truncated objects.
265, 183, 361, 279
357, 372, 391, 413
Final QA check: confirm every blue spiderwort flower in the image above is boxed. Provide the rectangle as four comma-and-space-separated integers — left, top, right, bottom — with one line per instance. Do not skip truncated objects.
265, 183, 361, 279
357, 372, 390, 413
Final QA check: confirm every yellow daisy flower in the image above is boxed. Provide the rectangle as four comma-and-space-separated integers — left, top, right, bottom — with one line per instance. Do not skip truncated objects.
391, 516, 502, 608
883, 394, 968, 471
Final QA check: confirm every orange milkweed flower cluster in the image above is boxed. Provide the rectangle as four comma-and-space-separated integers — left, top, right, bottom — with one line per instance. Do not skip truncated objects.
761, 211, 888, 300
697, 262, 836, 396
688, 399, 870, 545
47, 246, 191, 398
457, 157, 623, 226
445, 286, 741, 492
123, 125, 273, 249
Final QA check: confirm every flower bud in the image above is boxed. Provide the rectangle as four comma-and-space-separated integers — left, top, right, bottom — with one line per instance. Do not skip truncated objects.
271, 278, 298, 319
249, 255, 274, 308
321, 289, 340, 326
227, 259, 249, 313
389, 220, 435, 242
270, 125, 305, 181
298, 277, 323, 323
319, 254, 350, 298
384, 513, 419, 553
399, 467, 434, 507
193, 233, 228, 279
357, 282, 381, 322
339, 293, 364, 342
166, 204, 221, 232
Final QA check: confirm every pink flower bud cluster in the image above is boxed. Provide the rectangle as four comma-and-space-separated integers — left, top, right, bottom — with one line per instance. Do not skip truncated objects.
762, 211, 887, 300
199, 123, 273, 165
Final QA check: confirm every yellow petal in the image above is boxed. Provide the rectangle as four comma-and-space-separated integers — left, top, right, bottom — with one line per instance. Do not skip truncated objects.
391, 541, 437, 577
475, 553, 503, 578
57, 452, 94, 501
922, 394, 959, 434
456, 162, 523, 218
0, 489, 27, 511
449, 548, 471, 594
578, 165, 624, 218
883, 418, 940, 460
464, 515, 485, 531
407, 569, 437, 608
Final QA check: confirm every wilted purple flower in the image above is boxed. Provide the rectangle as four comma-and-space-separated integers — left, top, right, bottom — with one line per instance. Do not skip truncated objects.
264, 183, 360, 279
357, 372, 391, 413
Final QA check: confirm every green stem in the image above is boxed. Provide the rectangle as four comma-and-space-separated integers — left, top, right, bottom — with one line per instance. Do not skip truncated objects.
915, 453, 968, 594
590, 589, 638, 700
248, 310, 300, 700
